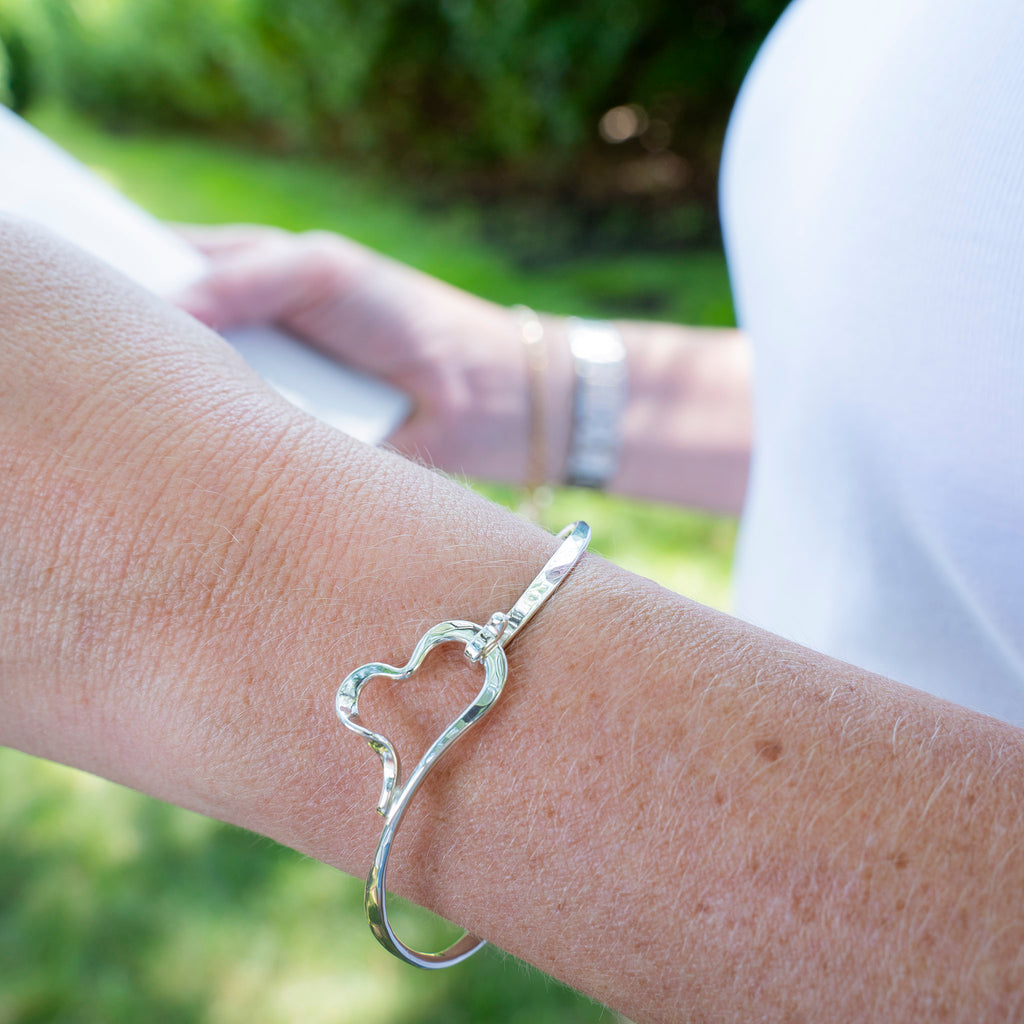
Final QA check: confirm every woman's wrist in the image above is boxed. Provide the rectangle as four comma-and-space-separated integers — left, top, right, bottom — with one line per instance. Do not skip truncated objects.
144, 425, 583, 888
610, 322, 751, 512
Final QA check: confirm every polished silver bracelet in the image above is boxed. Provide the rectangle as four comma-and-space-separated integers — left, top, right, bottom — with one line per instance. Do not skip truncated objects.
565, 318, 627, 489
335, 521, 591, 969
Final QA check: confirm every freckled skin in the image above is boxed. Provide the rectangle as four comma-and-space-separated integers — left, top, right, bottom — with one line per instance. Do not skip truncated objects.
756, 739, 784, 763
2, 221, 1024, 1023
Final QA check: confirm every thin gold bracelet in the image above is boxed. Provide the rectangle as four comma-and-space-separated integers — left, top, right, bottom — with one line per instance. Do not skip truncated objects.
513, 305, 551, 519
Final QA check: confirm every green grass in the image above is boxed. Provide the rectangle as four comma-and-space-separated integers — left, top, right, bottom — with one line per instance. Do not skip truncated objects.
2, 105, 738, 1024
26, 104, 735, 326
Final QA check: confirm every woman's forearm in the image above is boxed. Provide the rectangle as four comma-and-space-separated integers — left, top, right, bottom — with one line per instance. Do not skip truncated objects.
3, 221, 1022, 1023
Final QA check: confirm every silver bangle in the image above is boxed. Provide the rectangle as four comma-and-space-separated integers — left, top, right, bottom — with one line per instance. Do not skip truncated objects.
565, 318, 627, 489
335, 521, 591, 969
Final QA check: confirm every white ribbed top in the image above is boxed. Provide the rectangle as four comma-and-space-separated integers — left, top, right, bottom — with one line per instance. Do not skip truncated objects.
721, 0, 1024, 721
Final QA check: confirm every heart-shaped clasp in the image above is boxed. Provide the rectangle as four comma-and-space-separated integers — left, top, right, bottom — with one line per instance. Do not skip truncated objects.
336, 620, 508, 967
336, 619, 508, 820
335, 521, 591, 969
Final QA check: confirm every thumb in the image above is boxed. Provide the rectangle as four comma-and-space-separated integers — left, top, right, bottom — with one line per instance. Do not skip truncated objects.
170, 240, 334, 332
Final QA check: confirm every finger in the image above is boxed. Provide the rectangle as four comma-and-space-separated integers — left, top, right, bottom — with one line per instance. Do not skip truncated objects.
170, 223, 288, 258
169, 240, 343, 331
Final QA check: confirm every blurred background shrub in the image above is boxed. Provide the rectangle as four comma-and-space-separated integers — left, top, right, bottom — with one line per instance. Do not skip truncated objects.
0, 0, 788, 256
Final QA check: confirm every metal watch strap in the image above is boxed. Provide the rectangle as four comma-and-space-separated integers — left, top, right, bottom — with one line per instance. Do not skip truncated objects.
565, 318, 627, 489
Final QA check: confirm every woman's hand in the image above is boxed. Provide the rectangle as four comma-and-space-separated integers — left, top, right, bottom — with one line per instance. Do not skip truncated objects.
172, 224, 754, 512
172, 224, 543, 482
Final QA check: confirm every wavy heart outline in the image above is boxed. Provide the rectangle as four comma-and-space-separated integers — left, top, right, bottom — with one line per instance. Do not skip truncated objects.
335, 618, 508, 967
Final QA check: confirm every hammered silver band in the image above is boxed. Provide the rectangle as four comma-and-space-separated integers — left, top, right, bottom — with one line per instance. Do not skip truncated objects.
335, 521, 591, 969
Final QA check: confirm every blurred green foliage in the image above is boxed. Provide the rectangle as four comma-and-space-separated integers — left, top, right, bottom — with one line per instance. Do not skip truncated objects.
27, 102, 739, 329
0, 750, 616, 1024
0, 0, 787, 245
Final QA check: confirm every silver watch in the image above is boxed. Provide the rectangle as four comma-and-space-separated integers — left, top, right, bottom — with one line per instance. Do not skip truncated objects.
565, 318, 627, 489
